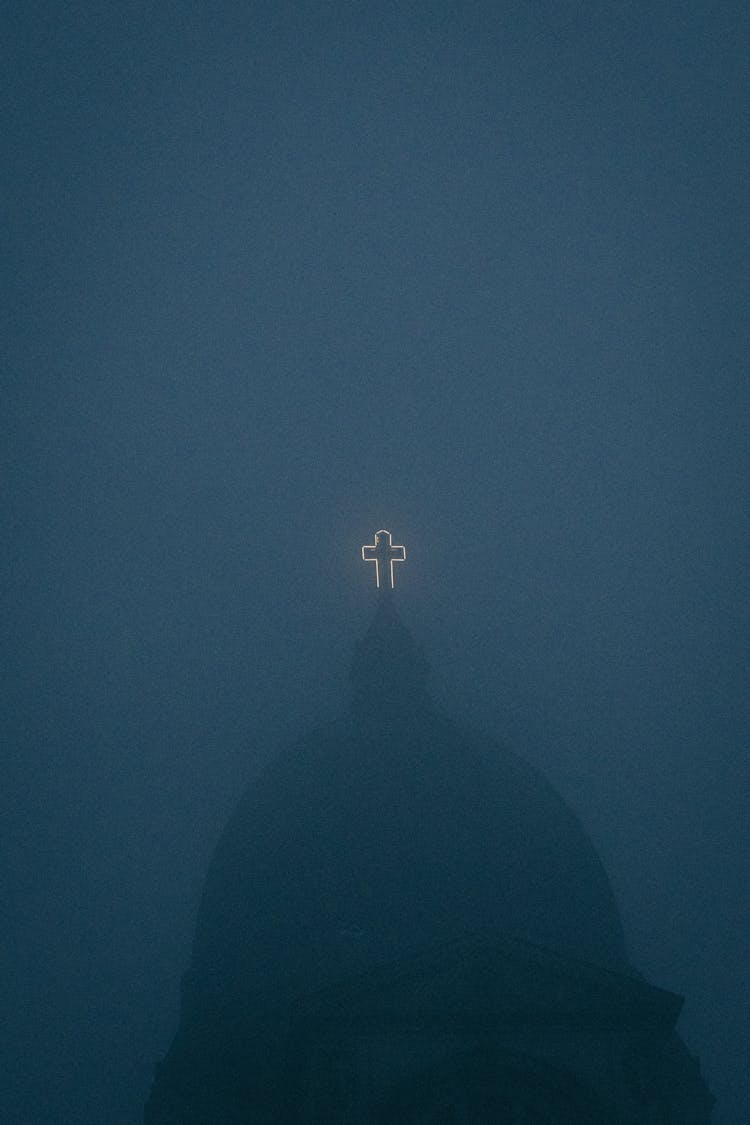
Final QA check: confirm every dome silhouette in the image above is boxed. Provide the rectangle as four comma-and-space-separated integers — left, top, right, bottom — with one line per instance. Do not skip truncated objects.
191, 600, 629, 999
147, 599, 713, 1125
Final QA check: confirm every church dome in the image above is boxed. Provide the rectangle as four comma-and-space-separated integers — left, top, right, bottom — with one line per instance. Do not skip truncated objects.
190, 600, 629, 1000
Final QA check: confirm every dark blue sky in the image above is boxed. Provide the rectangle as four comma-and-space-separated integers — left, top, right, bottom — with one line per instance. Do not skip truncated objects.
3, 3, 748, 1122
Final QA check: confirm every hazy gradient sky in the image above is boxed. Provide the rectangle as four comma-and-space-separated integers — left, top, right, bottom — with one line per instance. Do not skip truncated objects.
3, 3, 748, 1122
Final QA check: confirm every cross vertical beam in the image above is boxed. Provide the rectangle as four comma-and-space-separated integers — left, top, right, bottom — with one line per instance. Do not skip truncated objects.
361, 529, 406, 591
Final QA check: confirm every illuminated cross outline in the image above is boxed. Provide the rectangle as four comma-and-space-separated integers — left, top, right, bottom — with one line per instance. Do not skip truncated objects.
361, 529, 406, 590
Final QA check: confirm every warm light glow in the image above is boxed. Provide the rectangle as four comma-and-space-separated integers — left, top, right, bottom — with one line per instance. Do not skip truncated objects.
361, 529, 406, 589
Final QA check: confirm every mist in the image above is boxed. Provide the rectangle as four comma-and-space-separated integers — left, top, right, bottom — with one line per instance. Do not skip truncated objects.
3, 3, 748, 1122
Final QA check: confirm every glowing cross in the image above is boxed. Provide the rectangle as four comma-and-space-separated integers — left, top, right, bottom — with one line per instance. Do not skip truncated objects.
361, 529, 406, 590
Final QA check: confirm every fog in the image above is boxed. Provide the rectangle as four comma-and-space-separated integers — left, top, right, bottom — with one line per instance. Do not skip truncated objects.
3, 3, 748, 1121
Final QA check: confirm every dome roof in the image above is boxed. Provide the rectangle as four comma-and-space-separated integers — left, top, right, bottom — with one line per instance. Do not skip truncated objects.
191, 601, 629, 1000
